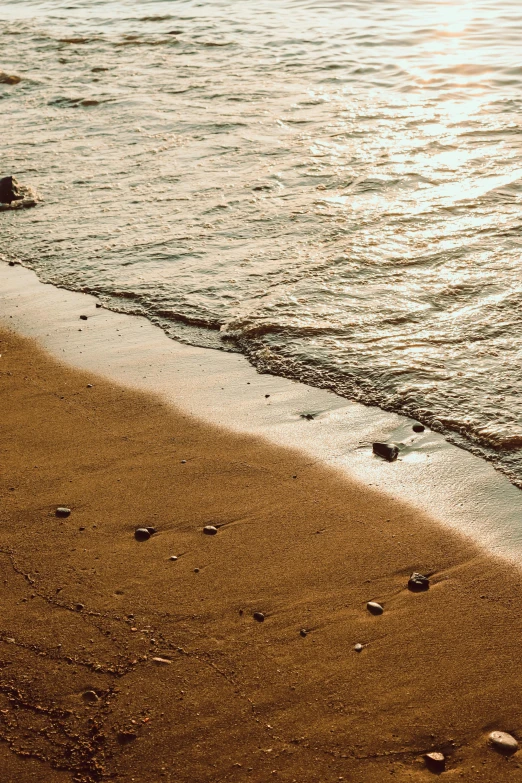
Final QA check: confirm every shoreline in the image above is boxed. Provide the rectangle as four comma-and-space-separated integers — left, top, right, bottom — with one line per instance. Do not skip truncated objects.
3, 319, 522, 781
1, 261, 522, 563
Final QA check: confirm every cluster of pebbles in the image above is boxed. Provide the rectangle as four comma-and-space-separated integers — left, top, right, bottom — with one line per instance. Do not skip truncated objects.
55, 498, 519, 774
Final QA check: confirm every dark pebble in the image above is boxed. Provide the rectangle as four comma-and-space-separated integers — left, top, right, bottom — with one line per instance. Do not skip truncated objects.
372, 442, 399, 462
82, 690, 99, 704
425, 752, 445, 772
412, 423, 425, 433
76, 603, 84, 611
300, 628, 307, 637
265, 394, 270, 398
194, 567, 200, 573
8, 260, 15, 266
253, 612, 265, 622
366, 601, 384, 615
56, 507, 71, 518
80, 315, 88, 320
134, 527, 151, 541
408, 572, 430, 592
203, 525, 218, 535
95, 302, 102, 308
146, 527, 157, 535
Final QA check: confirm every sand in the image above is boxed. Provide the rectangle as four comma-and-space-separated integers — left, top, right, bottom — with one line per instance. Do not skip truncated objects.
1, 325, 522, 783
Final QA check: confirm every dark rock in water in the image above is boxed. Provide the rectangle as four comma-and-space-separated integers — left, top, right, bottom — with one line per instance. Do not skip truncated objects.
82, 690, 99, 704
56, 507, 71, 518
424, 752, 445, 772
203, 525, 218, 535
372, 442, 399, 462
489, 730, 518, 754
80, 315, 88, 321
412, 423, 425, 433
134, 527, 151, 541
253, 611, 265, 622
0, 176, 21, 203
366, 601, 384, 615
408, 572, 430, 592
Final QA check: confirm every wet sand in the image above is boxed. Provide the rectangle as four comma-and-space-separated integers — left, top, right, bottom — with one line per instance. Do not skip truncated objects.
2, 325, 522, 783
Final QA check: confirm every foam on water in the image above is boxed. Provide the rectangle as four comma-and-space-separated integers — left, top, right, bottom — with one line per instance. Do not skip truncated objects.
1, 0, 521, 485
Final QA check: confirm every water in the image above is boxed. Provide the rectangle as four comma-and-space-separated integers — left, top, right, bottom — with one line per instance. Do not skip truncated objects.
1, 0, 521, 486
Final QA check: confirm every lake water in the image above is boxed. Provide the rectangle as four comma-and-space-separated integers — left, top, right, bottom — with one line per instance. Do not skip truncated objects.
1, 0, 522, 486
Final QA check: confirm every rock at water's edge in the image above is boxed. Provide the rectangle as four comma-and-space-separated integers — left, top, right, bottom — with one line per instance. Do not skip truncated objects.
0, 176, 21, 203
372, 442, 399, 462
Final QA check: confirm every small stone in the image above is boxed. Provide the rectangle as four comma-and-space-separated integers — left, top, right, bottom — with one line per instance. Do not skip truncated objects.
489, 730, 518, 754
299, 629, 307, 637
80, 315, 88, 320
0, 175, 21, 203
408, 572, 430, 592
134, 528, 151, 541
203, 525, 218, 535
146, 527, 157, 535
354, 643, 363, 652
152, 656, 172, 666
56, 507, 71, 518
76, 603, 84, 611
424, 752, 445, 772
87, 384, 93, 388
265, 394, 270, 398
412, 423, 425, 433
366, 601, 384, 615
82, 690, 99, 704
253, 612, 265, 622
169, 556, 178, 561
96, 302, 102, 308
181, 459, 186, 464
372, 442, 399, 462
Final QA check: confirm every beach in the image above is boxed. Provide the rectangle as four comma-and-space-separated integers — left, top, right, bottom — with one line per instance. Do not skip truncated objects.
2, 322, 522, 782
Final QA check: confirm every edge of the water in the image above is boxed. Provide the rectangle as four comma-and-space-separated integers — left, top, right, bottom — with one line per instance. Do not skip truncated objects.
2, 260, 522, 562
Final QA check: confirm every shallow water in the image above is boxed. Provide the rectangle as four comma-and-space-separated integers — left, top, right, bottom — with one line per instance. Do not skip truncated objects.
1, 0, 522, 485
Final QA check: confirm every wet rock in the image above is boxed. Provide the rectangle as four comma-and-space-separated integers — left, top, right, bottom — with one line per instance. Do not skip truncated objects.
253, 612, 265, 622
203, 525, 218, 535
134, 527, 151, 541
299, 629, 307, 637
82, 690, 99, 704
424, 752, 445, 772
372, 442, 399, 462
0, 72, 21, 85
0, 176, 21, 203
489, 730, 518, 754
412, 423, 425, 433
354, 643, 363, 652
56, 507, 71, 518
408, 572, 430, 592
366, 601, 384, 615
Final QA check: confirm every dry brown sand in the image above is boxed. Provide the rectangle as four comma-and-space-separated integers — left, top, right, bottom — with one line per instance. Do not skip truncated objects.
2, 326, 522, 783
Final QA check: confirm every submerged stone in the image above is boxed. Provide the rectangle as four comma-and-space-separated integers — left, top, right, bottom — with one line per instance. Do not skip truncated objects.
489, 730, 518, 753
408, 572, 430, 592
366, 601, 384, 615
372, 442, 399, 462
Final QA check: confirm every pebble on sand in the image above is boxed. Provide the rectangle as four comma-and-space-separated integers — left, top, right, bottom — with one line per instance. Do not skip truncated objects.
80, 315, 88, 320
412, 423, 425, 433
408, 572, 430, 592
134, 527, 151, 541
152, 656, 172, 666
489, 730, 519, 753
253, 612, 265, 622
299, 628, 307, 637
354, 643, 363, 652
372, 442, 399, 462
203, 525, 218, 535
424, 752, 445, 772
82, 690, 99, 704
56, 507, 71, 518
366, 601, 384, 615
